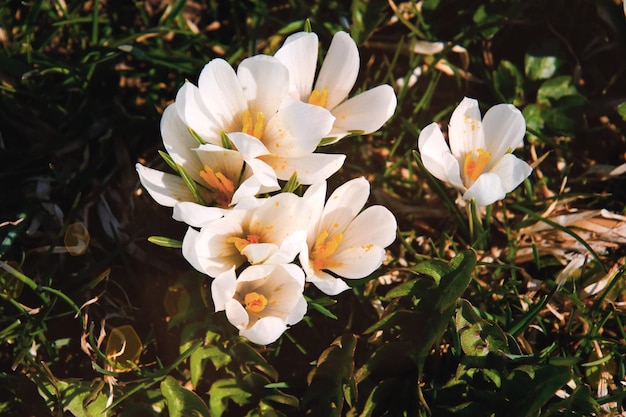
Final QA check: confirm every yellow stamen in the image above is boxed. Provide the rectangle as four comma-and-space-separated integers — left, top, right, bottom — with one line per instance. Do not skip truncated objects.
244, 292, 268, 313
241, 110, 265, 139
226, 234, 260, 253
463, 148, 491, 185
199, 165, 235, 207
310, 231, 343, 272
308, 88, 329, 108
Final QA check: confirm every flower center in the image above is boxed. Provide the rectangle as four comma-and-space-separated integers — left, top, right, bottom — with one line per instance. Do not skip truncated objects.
463, 148, 491, 186
241, 110, 265, 139
227, 234, 260, 253
244, 291, 268, 313
199, 165, 235, 207
308, 88, 329, 108
310, 231, 343, 272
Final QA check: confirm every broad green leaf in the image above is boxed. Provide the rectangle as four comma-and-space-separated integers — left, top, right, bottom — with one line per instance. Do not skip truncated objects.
302, 334, 357, 417
436, 250, 476, 311
190, 344, 232, 388
456, 299, 511, 356
493, 60, 524, 106
502, 365, 573, 415
38, 379, 108, 417
536, 75, 578, 104
618, 101, 626, 121
208, 378, 251, 417
161, 376, 210, 417
524, 39, 565, 80
229, 342, 278, 381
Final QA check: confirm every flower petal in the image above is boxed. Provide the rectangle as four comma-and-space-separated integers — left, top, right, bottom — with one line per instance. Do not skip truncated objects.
318, 177, 369, 236
264, 231, 307, 265
262, 153, 345, 184
225, 299, 250, 329
325, 85, 397, 143
197, 58, 247, 132
194, 143, 245, 187
228, 132, 271, 159
462, 172, 506, 206
417, 123, 465, 191
175, 82, 221, 145
448, 97, 485, 159
172, 201, 225, 227
274, 32, 318, 101
136, 163, 195, 207
307, 271, 351, 295
240, 316, 287, 345
341, 205, 397, 249
160, 103, 204, 183
237, 55, 290, 117
330, 245, 386, 279
241, 243, 279, 264
489, 153, 532, 193
211, 267, 238, 311
263, 97, 335, 157
315, 31, 359, 110
482, 103, 527, 163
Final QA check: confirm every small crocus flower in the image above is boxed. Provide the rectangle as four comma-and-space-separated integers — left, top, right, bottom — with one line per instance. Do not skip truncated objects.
274, 31, 397, 144
418, 96, 533, 206
176, 55, 345, 184
299, 178, 397, 295
211, 264, 307, 345
136, 104, 279, 227
182, 192, 309, 277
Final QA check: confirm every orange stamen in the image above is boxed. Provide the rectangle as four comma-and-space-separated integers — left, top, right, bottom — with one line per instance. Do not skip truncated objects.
244, 292, 268, 313
463, 148, 490, 185
308, 88, 329, 108
310, 231, 343, 272
199, 165, 235, 207
241, 110, 265, 139
227, 234, 261, 253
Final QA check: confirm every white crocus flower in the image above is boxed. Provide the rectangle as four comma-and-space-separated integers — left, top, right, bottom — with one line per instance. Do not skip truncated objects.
299, 178, 397, 295
136, 104, 279, 227
212, 264, 307, 345
418, 97, 533, 206
182, 192, 309, 277
274, 31, 397, 144
176, 54, 344, 184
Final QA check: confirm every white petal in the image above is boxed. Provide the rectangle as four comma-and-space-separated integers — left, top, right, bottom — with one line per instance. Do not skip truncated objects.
197, 58, 247, 132
325, 85, 397, 143
417, 123, 465, 191
489, 153, 532, 193
136, 163, 194, 207
342, 205, 397, 249
172, 202, 225, 227
263, 97, 335, 157
241, 317, 287, 345
211, 267, 238, 311
315, 31, 359, 110
274, 32, 318, 101
250, 193, 305, 242
448, 97, 485, 159
182, 227, 209, 274
482, 103, 527, 163
160, 103, 204, 183
285, 296, 308, 326
228, 132, 271, 159
225, 299, 250, 328
262, 153, 346, 184
462, 172, 506, 206
175, 83, 221, 145
330, 245, 386, 279
242, 158, 279, 189
319, 177, 369, 236
302, 181, 327, 243
241, 243, 278, 264
308, 272, 351, 296
194, 143, 245, 187
237, 55, 290, 116
264, 231, 307, 265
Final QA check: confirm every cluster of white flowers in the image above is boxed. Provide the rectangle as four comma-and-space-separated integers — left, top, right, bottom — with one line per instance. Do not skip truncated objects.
137, 31, 398, 345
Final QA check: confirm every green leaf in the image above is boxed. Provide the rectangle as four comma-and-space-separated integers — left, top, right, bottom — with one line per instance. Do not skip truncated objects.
161, 376, 210, 417
436, 250, 476, 311
208, 378, 252, 417
190, 344, 232, 388
524, 39, 565, 80
456, 300, 510, 357
618, 101, 626, 121
493, 60, 524, 106
176, 163, 207, 205
536, 75, 579, 104
302, 334, 357, 417
38, 379, 108, 417
147, 236, 182, 248
281, 172, 300, 193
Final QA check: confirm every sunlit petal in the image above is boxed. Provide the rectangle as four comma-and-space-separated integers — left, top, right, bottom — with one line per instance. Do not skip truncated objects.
240, 317, 287, 345
237, 55, 290, 116
482, 103, 527, 163
448, 96, 484, 158
172, 202, 225, 228
274, 32, 318, 101
211, 267, 238, 311
315, 31, 360, 110
160, 104, 204, 182
175, 83, 221, 145
262, 153, 345, 184
136, 164, 194, 207
489, 153, 532, 193
462, 172, 506, 206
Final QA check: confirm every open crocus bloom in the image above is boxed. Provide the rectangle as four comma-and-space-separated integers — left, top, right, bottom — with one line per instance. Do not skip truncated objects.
418, 97, 533, 206
212, 264, 307, 345
274, 31, 397, 144
175, 54, 345, 184
182, 191, 310, 277
136, 104, 279, 227
299, 178, 397, 295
